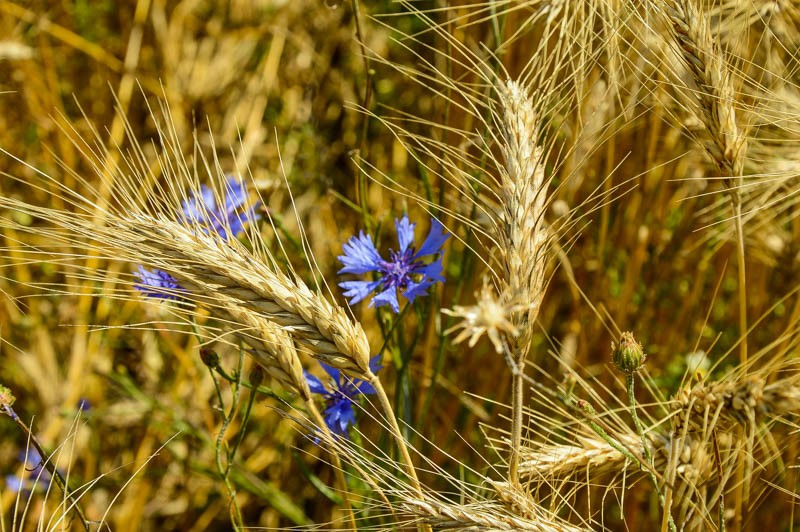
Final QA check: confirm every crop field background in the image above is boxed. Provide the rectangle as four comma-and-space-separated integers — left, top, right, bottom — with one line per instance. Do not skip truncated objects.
0, 0, 799, 530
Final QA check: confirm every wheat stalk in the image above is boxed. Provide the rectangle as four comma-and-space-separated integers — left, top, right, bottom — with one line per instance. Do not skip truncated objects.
493, 79, 552, 486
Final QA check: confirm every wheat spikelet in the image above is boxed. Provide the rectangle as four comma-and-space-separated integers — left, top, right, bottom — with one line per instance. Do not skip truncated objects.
492, 78, 554, 486
675, 373, 800, 431
199, 289, 312, 401
518, 432, 715, 489
494, 79, 550, 354
401, 497, 585, 532
660, 0, 748, 177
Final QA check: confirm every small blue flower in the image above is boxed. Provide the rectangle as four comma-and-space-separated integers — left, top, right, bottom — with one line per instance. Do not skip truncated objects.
304, 357, 381, 438
135, 176, 258, 300
338, 215, 448, 313
6, 449, 52, 494
181, 175, 259, 238
134, 266, 185, 300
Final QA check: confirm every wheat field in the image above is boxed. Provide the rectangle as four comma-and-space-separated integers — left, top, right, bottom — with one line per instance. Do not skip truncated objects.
1, 0, 799, 530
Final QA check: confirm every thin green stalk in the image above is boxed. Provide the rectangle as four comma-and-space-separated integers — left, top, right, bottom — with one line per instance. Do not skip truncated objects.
209, 364, 244, 529
627, 374, 653, 467
626, 374, 675, 532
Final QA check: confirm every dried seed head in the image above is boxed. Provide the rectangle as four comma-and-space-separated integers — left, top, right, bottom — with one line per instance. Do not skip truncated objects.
443, 281, 520, 354
611, 332, 646, 374
0, 385, 15, 409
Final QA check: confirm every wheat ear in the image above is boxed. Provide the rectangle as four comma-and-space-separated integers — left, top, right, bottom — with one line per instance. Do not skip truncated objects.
660, 0, 749, 362
494, 79, 551, 485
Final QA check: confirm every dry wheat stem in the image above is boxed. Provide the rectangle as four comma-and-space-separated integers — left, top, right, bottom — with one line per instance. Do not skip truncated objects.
660, 2, 753, 521
660, 0, 749, 368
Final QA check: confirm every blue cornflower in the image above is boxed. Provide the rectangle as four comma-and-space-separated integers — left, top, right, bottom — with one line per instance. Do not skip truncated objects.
5, 449, 52, 494
135, 176, 257, 300
304, 357, 381, 438
180, 175, 258, 238
338, 215, 448, 313
134, 266, 185, 300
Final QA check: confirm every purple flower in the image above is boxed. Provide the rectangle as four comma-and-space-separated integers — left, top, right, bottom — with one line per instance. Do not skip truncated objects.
6, 449, 52, 494
338, 215, 448, 313
180, 175, 259, 238
134, 266, 185, 300
304, 357, 381, 437
135, 176, 258, 300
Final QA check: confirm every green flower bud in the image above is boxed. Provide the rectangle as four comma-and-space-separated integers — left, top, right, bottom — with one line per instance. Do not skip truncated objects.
612, 332, 646, 374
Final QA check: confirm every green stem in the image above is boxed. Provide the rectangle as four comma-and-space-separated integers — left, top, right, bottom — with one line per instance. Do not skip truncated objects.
626, 374, 676, 532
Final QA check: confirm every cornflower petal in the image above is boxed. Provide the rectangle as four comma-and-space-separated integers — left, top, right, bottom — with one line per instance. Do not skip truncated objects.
306, 356, 381, 437
134, 266, 184, 300
304, 371, 327, 395
368, 354, 382, 374
5, 475, 24, 493
223, 176, 249, 213
338, 216, 448, 312
325, 398, 356, 437
180, 177, 256, 238
321, 362, 340, 383
355, 380, 377, 395
414, 218, 449, 259
340, 279, 382, 306
395, 215, 415, 253
403, 278, 435, 303
181, 186, 217, 222
338, 231, 383, 274
415, 257, 446, 283
370, 285, 401, 313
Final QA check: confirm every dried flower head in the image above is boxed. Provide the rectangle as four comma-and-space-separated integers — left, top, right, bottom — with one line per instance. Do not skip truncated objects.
338, 215, 448, 313
199, 348, 221, 369
0, 385, 15, 410
443, 282, 521, 354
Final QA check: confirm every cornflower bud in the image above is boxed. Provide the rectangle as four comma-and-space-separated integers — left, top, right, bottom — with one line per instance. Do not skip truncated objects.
612, 332, 646, 374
